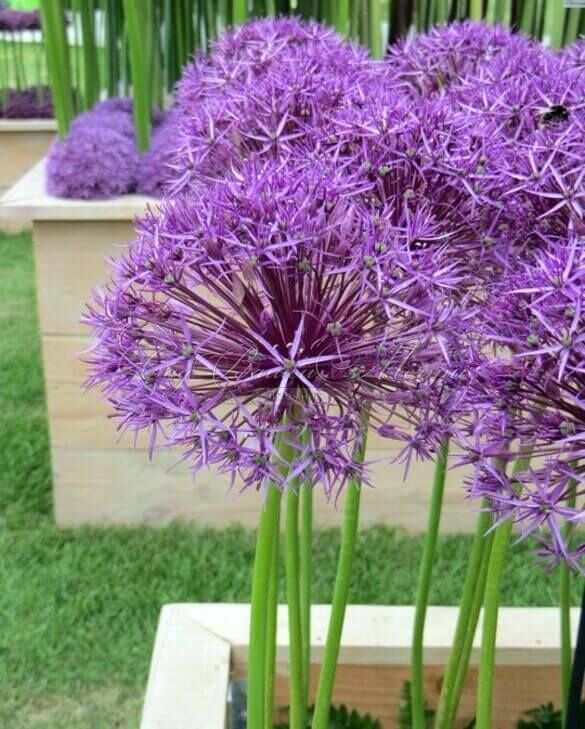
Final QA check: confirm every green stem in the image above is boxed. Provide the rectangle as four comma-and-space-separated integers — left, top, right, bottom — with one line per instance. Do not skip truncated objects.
447, 526, 494, 726
519, 0, 535, 36
233, 0, 248, 24
434, 500, 493, 728
564, 9, 581, 46
79, 0, 99, 109
334, 0, 349, 35
542, 0, 565, 48
264, 501, 281, 729
476, 453, 531, 729
311, 417, 368, 729
248, 484, 283, 729
40, 0, 74, 136
470, 0, 483, 21
560, 477, 578, 723
368, 0, 382, 58
122, 0, 151, 150
434, 0, 449, 25
286, 487, 306, 729
300, 479, 313, 705
411, 438, 450, 729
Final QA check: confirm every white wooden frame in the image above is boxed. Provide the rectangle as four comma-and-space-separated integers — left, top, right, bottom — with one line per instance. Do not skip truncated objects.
141, 604, 579, 729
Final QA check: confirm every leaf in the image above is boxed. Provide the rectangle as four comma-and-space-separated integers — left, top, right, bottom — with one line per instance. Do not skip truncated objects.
398, 681, 435, 729
274, 702, 382, 729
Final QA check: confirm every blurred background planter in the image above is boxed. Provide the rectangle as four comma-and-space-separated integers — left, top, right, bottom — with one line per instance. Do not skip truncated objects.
0, 158, 478, 532
141, 603, 579, 729
0, 119, 55, 231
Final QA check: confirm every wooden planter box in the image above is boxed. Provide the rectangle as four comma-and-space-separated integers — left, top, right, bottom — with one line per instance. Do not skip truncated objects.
0, 120, 56, 231
1, 160, 476, 532
141, 603, 578, 729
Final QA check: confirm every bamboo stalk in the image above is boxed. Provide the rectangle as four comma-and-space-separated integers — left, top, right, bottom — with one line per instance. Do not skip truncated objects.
78, 0, 99, 109
40, 0, 75, 136
122, 0, 151, 150
542, 0, 566, 48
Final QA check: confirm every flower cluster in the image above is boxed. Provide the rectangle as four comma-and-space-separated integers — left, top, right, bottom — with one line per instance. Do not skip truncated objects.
46, 98, 173, 199
83, 18, 584, 567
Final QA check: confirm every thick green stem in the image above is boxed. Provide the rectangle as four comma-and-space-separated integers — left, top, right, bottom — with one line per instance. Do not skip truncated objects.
476, 454, 531, 729
542, 0, 565, 48
248, 484, 283, 729
122, 0, 151, 151
519, 0, 535, 36
311, 418, 368, 729
411, 438, 450, 729
564, 9, 581, 46
334, 0, 349, 35
470, 0, 483, 21
299, 480, 313, 705
264, 504, 281, 728
40, 0, 74, 137
434, 499, 493, 728
560, 478, 578, 723
368, 0, 382, 58
233, 0, 248, 24
286, 488, 306, 729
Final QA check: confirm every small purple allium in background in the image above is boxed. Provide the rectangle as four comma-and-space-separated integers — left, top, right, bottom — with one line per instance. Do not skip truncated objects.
0, 86, 53, 119
46, 125, 139, 200
0, 9, 42, 32
45, 99, 175, 199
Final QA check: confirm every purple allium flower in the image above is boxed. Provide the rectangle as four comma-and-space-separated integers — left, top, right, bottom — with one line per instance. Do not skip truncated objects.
560, 36, 585, 74
459, 233, 585, 569
93, 97, 135, 115
70, 109, 136, 139
0, 86, 53, 118
0, 8, 42, 32
168, 17, 374, 194
46, 125, 138, 200
47, 98, 176, 199
386, 21, 544, 98
83, 161, 463, 497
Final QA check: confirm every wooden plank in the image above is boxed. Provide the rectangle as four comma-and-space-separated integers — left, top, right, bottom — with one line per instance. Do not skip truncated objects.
0, 130, 56, 191
182, 604, 579, 667
50, 443, 476, 530
33, 220, 137, 336
143, 604, 579, 729
1, 159, 155, 220
140, 605, 230, 729
0, 120, 57, 132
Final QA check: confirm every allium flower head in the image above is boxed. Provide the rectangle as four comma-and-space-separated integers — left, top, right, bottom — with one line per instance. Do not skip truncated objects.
0, 86, 53, 119
460, 234, 585, 569
83, 161, 463, 497
46, 125, 138, 200
168, 17, 374, 194
386, 21, 542, 98
0, 9, 41, 32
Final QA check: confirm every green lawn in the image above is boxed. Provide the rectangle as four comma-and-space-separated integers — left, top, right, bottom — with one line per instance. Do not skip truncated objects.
0, 230, 580, 728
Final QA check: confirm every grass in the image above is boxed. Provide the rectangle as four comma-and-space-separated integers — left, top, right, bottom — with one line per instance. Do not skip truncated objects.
0, 230, 581, 727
